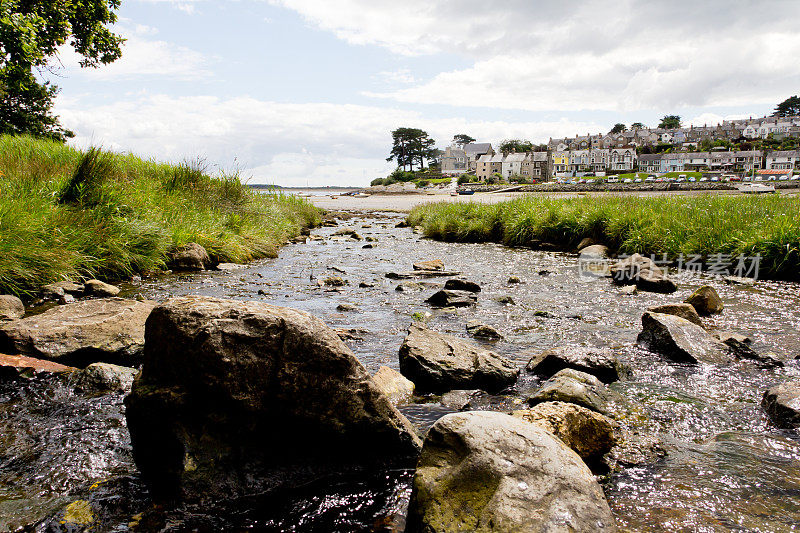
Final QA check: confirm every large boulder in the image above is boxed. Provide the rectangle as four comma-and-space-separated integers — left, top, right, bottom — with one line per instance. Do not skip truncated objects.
609, 253, 676, 293
72, 362, 138, 394
637, 312, 731, 364
406, 411, 616, 533
647, 303, 704, 328
525, 345, 621, 383
512, 402, 617, 466
0, 295, 25, 320
168, 242, 215, 271
0, 298, 156, 367
425, 289, 476, 308
527, 369, 616, 415
399, 324, 519, 393
762, 381, 800, 429
125, 296, 421, 503
684, 285, 723, 315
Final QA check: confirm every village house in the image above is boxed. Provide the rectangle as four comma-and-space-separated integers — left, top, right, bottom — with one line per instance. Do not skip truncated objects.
501, 152, 526, 179
440, 145, 468, 175
464, 143, 494, 171
609, 148, 636, 171
766, 150, 800, 170
476, 153, 505, 180
520, 152, 549, 179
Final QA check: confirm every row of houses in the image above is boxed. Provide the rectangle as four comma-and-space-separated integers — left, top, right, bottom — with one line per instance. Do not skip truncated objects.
442, 143, 800, 179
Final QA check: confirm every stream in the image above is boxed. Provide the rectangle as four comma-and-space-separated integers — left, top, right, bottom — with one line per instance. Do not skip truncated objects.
2, 211, 800, 531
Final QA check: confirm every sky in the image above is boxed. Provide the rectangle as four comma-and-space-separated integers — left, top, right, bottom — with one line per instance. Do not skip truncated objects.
51, 0, 800, 186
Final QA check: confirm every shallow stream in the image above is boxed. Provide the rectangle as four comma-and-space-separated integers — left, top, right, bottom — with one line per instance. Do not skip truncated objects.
2, 212, 799, 531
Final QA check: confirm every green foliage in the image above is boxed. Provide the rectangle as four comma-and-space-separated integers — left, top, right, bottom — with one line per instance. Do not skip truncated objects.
658, 115, 682, 129
0, 135, 321, 296
499, 139, 533, 153
773, 95, 800, 117
0, 0, 124, 140
407, 195, 800, 280
631, 122, 645, 129
457, 174, 478, 184
610, 123, 626, 134
386, 127, 436, 171
453, 134, 475, 146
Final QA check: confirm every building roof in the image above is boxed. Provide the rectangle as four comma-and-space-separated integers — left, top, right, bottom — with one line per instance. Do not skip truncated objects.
464, 143, 493, 157
504, 153, 526, 162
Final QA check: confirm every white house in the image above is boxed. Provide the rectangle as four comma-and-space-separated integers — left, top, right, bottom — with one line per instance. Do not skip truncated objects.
501, 153, 526, 178
766, 150, 799, 170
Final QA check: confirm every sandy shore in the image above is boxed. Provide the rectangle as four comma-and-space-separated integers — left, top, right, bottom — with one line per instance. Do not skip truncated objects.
308, 187, 798, 213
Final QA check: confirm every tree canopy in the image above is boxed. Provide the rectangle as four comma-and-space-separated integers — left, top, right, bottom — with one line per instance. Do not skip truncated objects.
0, 0, 124, 141
452, 133, 475, 147
499, 139, 533, 153
610, 123, 626, 134
657, 115, 681, 129
773, 95, 800, 117
631, 122, 645, 129
386, 127, 437, 171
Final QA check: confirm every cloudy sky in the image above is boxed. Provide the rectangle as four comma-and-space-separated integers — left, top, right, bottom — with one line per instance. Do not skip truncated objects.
53, 0, 799, 186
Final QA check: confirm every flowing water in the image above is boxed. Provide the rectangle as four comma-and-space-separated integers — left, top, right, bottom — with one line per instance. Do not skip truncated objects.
1, 212, 799, 531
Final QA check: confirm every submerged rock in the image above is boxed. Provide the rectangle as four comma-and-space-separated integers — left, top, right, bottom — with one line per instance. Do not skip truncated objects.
507, 275, 522, 284
637, 311, 731, 364
609, 253, 676, 293
439, 389, 485, 410
443, 278, 481, 292
525, 345, 621, 383
406, 411, 616, 533
399, 324, 518, 393
0, 298, 156, 367
72, 362, 137, 394
125, 296, 421, 503
372, 366, 415, 404
0, 295, 25, 320
685, 285, 723, 315
425, 289, 476, 308
527, 368, 617, 415
169, 242, 215, 271
647, 303, 704, 328
395, 281, 424, 292
512, 401, 617, 466
84, 279, 121, 297
465, 320, 502, 339
724, 338, 783, 368
762, 380, 800, 429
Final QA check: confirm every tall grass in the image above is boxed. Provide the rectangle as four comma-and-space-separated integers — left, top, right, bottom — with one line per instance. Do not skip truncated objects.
0, 135, 320, 296
407, 195, 800, 280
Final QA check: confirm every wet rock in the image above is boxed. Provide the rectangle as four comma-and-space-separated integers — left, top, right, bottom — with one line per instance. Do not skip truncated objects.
527, 369, 617, 415
425, 289, 476, 308
216, 262, 246, 271
685, 285, 723, 315
84, 279, 121, 297
495, 295, 515, 305
512, 401, 617, 466
58, 294, 75, 304
607, 429, 667, 469
413, 259, 444, 271
637, 311, 731, 364
0, 298, 156, 367
576, 237, 596, 251
443, 278, 481, 293
323, 276, 347, 287
580, 244, 610, 259
406, 411, 616, 533
395, 220, 409, 228
533, 310, 557, 318
396, 281, 424, 292
538, 269, 552, 276
372, 366, 414, 404
399, 324, 519, 393
524, 345, 621, 383
333, 228, 361, 240
507, 275, 522, 284
762, 380, 800, 429
365, 236, 378, 242
712, 331, 752, 344
724, 275, 755, 286
0, 353, 76, 379
334, 327, 368, 341
168, 242, 215, 271
359, 281, 375, 288
439, 389, 485, 410
609, 253, 676, 293
362, 244, 374, 249
125, 296, 421, 503
620, 284, 638, 295
328, 266, 346, 273
291, 235, 307, 244
724, 337, 783, 368
336, 303, 358, 312
72, 362, 138, 394
0, 294, 25, 320
465, 320, 502, 339
42, 280, 84, 300
647, 303, 704, 328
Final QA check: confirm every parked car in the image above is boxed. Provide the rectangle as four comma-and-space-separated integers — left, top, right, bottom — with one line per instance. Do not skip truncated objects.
634, 178, 642, 183
623, 178, 633, 183
607, 177, 619, 183
791, 175, 799, 181
779, 175, 789, 181
710, 176, 720, 182
644, 177, 655, 182
699, 177, 708, 182
688, 177, 696, 182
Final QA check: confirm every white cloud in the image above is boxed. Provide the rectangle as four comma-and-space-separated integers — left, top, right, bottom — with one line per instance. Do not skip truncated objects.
375, 69, 416, 85
272, 0, 800, 112
55, 93, 604, 186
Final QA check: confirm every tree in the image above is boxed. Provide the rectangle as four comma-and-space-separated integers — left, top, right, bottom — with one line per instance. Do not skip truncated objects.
386, 127, 436, 171
631, 122, 645, 129
658, 115, 681, 129
773, 95, 800, 117
0, 0, 124, 141
499, 139, 533, 153
610, 123, 626, 134
452, 133, 475, 147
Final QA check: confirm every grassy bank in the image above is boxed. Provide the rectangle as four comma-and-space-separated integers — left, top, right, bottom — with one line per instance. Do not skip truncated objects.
407, 195, 800, 280
0, 135, 320, 296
